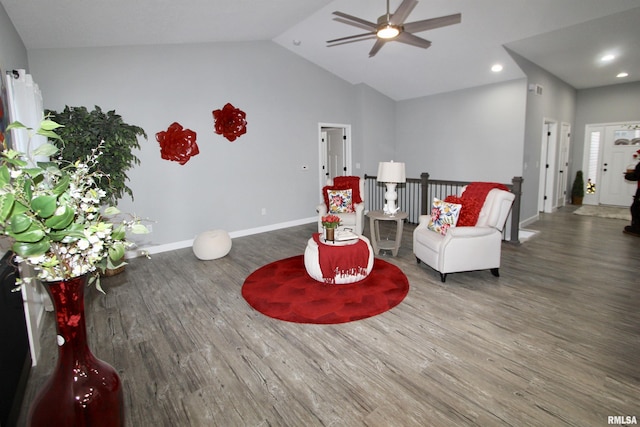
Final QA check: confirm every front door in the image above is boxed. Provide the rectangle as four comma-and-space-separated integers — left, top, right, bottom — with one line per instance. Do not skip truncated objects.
599, 125, 640, 206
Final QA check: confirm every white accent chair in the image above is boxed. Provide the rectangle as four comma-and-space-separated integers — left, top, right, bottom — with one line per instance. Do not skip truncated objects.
317, 177, 365, 235
413, 188, 515, 282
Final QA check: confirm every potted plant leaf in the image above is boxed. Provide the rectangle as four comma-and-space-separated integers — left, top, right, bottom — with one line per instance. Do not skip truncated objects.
45, 106, 147, 206
46, 106, 147, 274
571, 170, 585, 205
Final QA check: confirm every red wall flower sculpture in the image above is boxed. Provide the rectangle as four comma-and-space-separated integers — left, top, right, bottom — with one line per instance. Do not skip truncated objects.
212, 103, 247, 142
155, 122, 199, 165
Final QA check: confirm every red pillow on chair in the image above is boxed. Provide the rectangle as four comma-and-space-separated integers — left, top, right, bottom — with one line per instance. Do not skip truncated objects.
332, 176, 362, 203
444, 195, 482, 227
323, 176, 362, 210
448, 182, 509, 226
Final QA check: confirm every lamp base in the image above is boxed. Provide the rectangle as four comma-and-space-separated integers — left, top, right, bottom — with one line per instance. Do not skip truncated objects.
383, 183, 400, 216
383, 205, 400, 216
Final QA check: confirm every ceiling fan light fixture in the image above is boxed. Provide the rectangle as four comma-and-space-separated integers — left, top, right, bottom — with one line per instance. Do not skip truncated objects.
377, 24, 400, 39
328, 0, 461, 57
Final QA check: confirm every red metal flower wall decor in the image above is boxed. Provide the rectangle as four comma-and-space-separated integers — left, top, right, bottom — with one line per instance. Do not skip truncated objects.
212, 103, 247, 142
155, 122, 199, 165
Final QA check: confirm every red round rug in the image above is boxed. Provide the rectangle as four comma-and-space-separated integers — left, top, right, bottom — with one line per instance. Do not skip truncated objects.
241, 255, 409, 324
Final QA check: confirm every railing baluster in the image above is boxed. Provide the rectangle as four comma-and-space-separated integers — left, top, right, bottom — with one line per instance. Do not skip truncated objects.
362, 173, 522, 243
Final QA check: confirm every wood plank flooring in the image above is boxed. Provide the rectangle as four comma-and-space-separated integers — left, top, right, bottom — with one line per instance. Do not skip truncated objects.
16, 207, 640, 426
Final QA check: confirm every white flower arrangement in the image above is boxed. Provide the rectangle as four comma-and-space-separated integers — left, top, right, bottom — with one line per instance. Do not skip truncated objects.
0, 119, 148, 290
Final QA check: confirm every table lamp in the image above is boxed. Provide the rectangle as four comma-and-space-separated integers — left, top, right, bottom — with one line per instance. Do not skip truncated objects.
377, 161, 406, 216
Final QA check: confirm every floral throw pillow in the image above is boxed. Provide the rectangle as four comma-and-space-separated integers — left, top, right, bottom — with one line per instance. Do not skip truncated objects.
327, 189, 354, 213
427, 198, 462, 235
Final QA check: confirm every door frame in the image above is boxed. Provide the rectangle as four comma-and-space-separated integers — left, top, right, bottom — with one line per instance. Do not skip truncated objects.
556, 122, 571, 207
318, 122, 352, 195
582, 121, 640, 206
538, 118, 558, 213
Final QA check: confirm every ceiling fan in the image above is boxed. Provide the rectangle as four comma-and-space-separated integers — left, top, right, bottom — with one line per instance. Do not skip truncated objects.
326, 0, 461, 57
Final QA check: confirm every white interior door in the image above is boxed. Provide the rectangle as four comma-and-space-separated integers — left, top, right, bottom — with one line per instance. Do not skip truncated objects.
556, 123, 571, 207
327, 128, 345, 179
538, 120, 557, 213
599, 125, 640, 206
318, 123, 352, 195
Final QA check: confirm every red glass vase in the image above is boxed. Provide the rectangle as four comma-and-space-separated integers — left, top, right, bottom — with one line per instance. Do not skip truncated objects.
28, 274, 124, 426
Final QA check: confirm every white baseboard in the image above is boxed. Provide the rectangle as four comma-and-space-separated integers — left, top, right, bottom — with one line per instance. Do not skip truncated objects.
520, 213, 540, 228
127, 216, 317, 258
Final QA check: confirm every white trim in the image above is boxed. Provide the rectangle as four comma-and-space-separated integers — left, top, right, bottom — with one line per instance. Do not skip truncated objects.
519, 213, 540, 228
582, 120, 640, 206
538, 118, 558, 213
228, 217, 316, 238
318, 122, 352, 189
557, 122, 571, 207
126, 217, 317, 258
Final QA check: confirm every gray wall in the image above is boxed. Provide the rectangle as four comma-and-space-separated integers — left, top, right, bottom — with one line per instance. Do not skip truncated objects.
16, 26, 638, 253
353, 83, 396, 176
574, 81, 640, 171
0, 2, 28, 74
507, 50, 576, 224
28, 42, 370, 251
394, 79, 526, 182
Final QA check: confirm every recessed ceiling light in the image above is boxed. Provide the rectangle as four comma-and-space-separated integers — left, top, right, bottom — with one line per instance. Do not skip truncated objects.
601, 54, 615, 62
617, 72, 629, 78
491, 64, 503, 72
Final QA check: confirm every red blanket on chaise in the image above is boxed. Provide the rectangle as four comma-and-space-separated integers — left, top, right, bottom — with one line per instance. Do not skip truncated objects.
445, 182, 509, 226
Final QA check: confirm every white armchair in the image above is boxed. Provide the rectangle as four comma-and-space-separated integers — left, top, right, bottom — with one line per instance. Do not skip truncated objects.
413, 188, 515, 282
317, 176, 365, 235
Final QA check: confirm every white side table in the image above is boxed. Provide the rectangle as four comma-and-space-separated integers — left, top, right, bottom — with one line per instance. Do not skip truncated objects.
366, 210, 408, 257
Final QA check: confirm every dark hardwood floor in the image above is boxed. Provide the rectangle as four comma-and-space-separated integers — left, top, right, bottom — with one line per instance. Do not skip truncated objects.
16, 206, 640, 426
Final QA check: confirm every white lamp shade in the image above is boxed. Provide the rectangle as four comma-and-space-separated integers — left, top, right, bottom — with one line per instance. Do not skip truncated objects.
377, 161, 406, 183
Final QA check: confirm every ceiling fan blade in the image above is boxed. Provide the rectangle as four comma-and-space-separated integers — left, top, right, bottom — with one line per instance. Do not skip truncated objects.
327, 35, 378, 47
332, 11, 377, 30
389, 0, 418, 25
368, 39, 387, 57
327, 32, 376, 45
395, 32, 432, 49
403, 13, 462, 33
333, 17, 377, 32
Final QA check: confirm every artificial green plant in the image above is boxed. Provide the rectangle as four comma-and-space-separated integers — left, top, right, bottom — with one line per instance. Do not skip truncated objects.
45, 106, 147, 206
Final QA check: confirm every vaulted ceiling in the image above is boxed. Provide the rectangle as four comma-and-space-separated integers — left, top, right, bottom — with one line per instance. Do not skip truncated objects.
2, 0, 639, 100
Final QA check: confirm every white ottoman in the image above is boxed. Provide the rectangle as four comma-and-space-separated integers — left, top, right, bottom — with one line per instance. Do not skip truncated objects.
193, 229, 232, 260
304, 234, 374, 284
